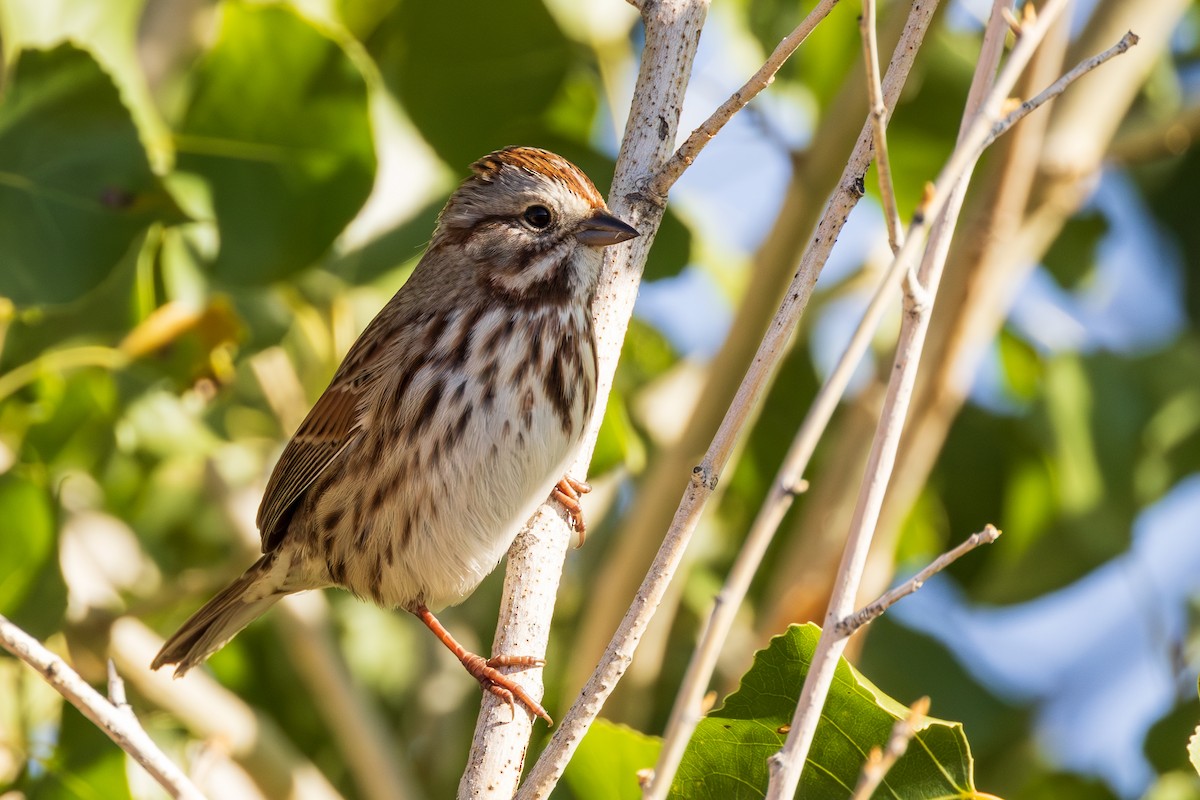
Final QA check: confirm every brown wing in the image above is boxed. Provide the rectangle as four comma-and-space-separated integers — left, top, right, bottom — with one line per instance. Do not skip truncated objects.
256, 309, 401, 552
256, 379, 365, 552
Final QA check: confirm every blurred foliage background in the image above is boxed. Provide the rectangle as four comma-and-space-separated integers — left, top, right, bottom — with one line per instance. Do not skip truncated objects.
1, 0, 1199, 798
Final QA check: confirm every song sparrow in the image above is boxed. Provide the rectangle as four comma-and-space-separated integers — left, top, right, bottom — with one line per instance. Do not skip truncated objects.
152, 147, 638, 724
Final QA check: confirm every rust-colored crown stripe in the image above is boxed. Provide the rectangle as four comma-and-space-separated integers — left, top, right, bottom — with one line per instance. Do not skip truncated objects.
471, 146, 606, 208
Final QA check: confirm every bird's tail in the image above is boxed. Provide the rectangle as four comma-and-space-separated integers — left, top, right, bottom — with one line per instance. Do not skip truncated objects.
151, 553, 287, 676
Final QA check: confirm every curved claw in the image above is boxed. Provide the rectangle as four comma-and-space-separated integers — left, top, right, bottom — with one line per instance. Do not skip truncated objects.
553, 476, 592, 548
413, 604, 553, 726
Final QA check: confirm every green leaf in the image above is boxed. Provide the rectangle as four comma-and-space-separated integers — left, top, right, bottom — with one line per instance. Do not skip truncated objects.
175, 3, 375, 285
997, 329, 1043, 403
374, 0, 572, 168
1015, 773, 1120, 800
0, 44, 180, 306
1189, 724, 1200, 779
0, 473, 65, 637
672, 624, 977, 800
592, 392, 645, 476
1042, 212, 1108, 289
645, 208, 692, 282
564, 719, 662, 800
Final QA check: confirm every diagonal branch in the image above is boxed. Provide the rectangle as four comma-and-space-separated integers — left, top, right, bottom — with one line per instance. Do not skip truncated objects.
648, 0, 843, 200
835, 524, 1001, 638
861, 0, 904, 252
0, 614, 206, 800
849, 697, 930, 800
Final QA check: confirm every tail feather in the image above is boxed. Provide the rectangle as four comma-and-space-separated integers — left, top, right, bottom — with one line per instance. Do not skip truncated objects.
152, 554, 286, 676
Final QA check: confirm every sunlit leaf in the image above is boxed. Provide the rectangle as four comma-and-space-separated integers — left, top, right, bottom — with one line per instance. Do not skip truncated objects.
373, 0, 571, 168
0, 473, 65, 637
564, 719, 661, 800
0, 45, 181, 306
672, 624, 978, 799
1190, 724, 1200, 779
592, 392, 645, 476
175, 3, 375, 285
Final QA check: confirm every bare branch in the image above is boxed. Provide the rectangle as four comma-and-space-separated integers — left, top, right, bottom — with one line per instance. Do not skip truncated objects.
836, 524, 1001, 638
849, 697, 931, 800
109, 617, 345, 800
648, 0, 842, 200
861, 0, 904, 252
0, 614, 206, 800
984, 31, 1140, 150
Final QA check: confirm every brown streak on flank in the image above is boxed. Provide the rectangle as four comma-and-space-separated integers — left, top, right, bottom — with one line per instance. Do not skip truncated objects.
482, 376, 496, 412
444, 406, 473, 451
480, 318, 507, 356
411, 378, 444, 437
509, 349, 532, 387
521, 387, 535, 430
370, 484, 387, 513
421, 312, 449, 352
322, 508, 344, 533
393, 356, 427, 405
371, 553, 384, 602
399, 512, 413, 550
356, 524, 371, 549
385, 538, 395, 566
387, 465, 406, 498
446, 319, 473, 366
528, 328, 544, 367
350, 492, 364, 545
322, 529, 335, 559
545, 342, 572, 434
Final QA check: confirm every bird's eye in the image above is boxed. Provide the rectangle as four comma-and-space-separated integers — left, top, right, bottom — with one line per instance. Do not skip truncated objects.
523, 205, 552, 229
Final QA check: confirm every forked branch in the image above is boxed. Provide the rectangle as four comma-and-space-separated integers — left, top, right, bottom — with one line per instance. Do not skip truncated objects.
0, 614, 205, 800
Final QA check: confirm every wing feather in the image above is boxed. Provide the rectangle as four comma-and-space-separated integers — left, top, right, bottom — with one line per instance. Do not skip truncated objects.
257, 381, 367, 552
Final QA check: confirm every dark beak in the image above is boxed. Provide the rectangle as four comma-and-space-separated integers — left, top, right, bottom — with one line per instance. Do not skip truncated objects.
575, 210, 639, 247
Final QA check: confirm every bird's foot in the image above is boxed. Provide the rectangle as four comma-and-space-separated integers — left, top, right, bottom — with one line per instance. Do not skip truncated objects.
552, 476, 591, 547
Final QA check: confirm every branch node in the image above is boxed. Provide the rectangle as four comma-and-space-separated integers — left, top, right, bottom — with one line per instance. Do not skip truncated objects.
781, 478, 810, 498
902, 267, 932, 313
107, 659, 132, 716
691, 463, 718, 491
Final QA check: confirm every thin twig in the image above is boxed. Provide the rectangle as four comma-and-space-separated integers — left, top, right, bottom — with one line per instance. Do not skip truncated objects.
0, 614, 206, 800
641, 4, 942, 797
983, 31, 1140, 151
861, 0, 905, 252
836, 525, 1001, 637
648, 0, 842, 200
107, 658, 130, 711
110, 617, 345, 800
849, 697, 930, 800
